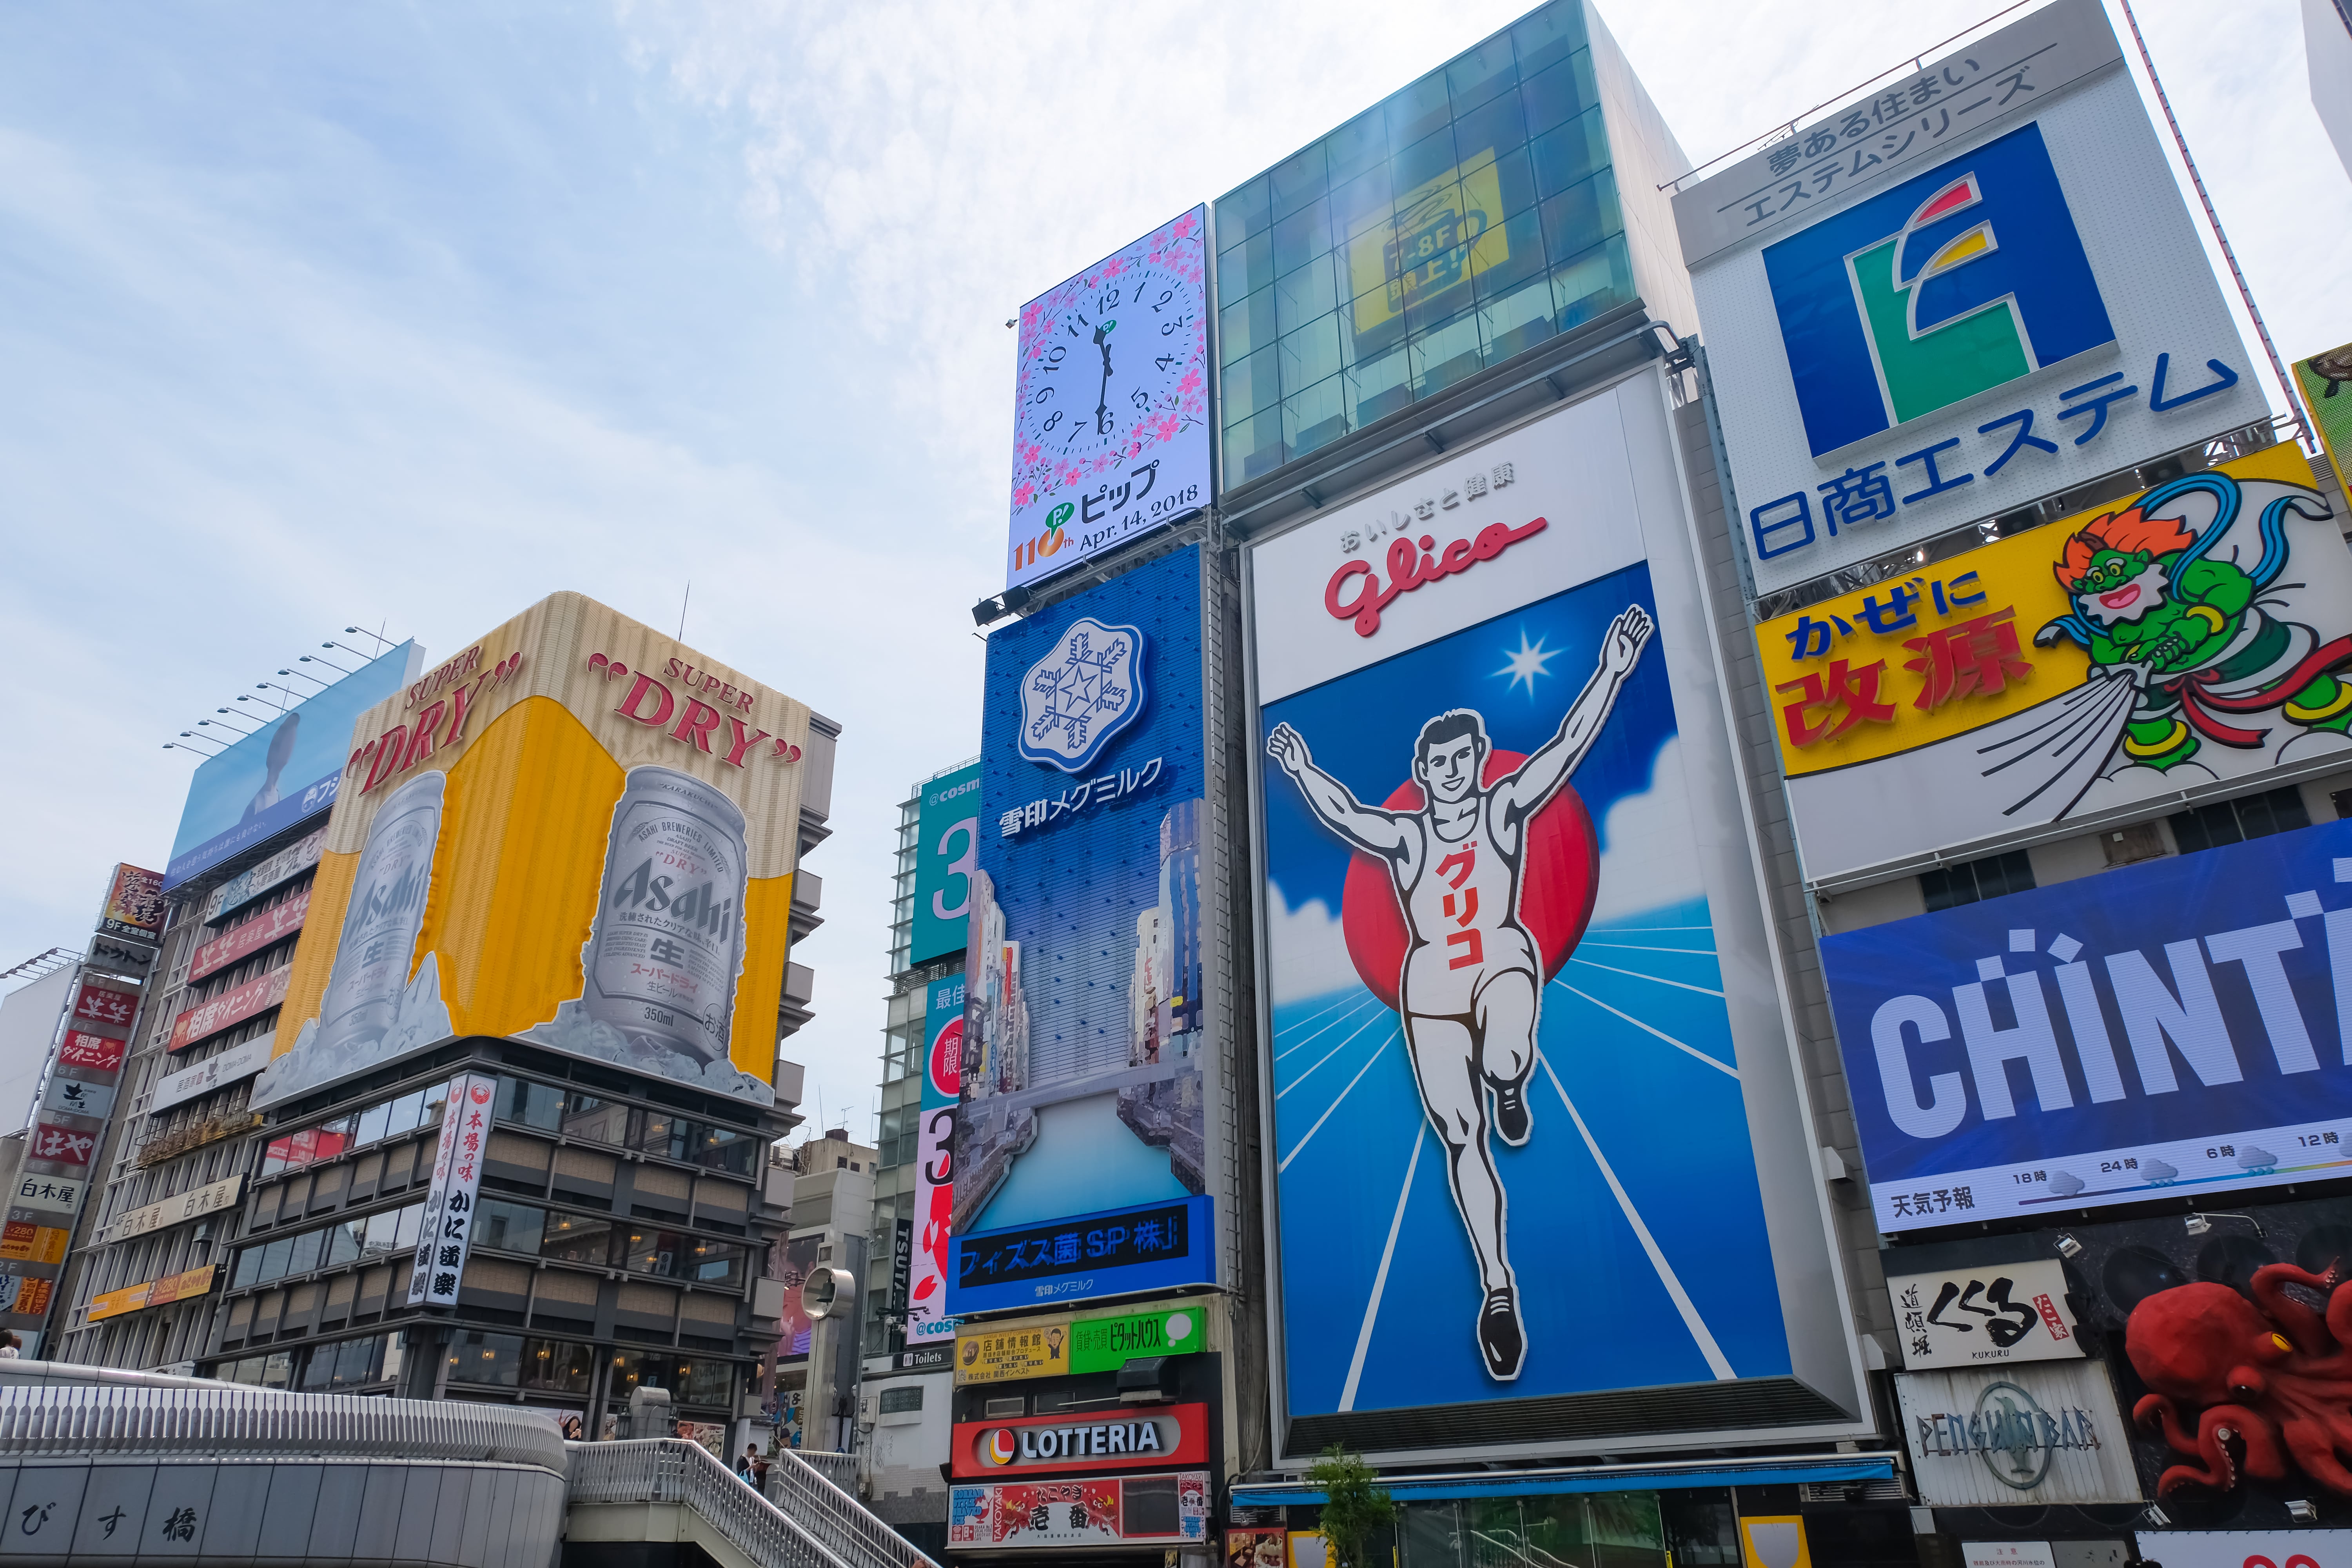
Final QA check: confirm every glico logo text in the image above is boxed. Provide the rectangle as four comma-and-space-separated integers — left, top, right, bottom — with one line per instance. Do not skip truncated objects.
1761, 122, 2114, 458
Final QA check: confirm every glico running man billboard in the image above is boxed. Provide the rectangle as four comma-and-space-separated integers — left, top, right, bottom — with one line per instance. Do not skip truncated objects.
1673, 0, 2268, 598
1246, 374, 1864, 1460
1825, 814, 2352, 1231
951, 544, 1221, 1316
164, 641, 422, 890
252, 592, 819, 1111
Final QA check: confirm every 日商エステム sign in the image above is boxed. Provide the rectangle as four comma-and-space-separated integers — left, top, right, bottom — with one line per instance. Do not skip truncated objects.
1675, 0, 2268, 596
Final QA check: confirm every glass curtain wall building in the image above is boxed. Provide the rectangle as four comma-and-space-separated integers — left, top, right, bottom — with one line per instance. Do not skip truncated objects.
1215, 0, 1695, 485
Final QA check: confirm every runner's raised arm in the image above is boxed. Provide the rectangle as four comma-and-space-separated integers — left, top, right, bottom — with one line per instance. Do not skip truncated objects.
1267, 721, 1414, 858
1498, 605, 1652, 825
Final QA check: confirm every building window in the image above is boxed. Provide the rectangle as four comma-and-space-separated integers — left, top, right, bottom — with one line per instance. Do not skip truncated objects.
1212, 0, 1628, 484
447, 1329, 524, 1388
2171, 786, 2310, 855
879, 1384, 922, 1414
1920, 849, 2035, 912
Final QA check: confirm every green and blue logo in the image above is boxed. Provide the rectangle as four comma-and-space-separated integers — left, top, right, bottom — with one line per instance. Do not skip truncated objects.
1764, 123, 2114, 458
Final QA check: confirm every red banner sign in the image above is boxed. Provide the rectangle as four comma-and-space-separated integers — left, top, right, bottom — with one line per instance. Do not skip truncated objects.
952, 1403, 1209, 1478
29, 1119, 98, 1169
168, 966, 291, 1052
57, 1031, 126, 1073
71, 981, 140, 1036
189, 888, 311, 983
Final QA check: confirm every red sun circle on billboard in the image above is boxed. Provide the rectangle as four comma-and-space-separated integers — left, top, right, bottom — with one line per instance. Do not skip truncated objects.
929, 1015, 964, 1101
1338, 750, 1599, 1010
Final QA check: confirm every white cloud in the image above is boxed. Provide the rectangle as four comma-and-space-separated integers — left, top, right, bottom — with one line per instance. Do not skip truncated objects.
1265, 878, 1361, 1007
1588, 736, 1703, 923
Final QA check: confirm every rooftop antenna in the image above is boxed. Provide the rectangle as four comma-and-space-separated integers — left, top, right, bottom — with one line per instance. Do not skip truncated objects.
679, 581, 691, 642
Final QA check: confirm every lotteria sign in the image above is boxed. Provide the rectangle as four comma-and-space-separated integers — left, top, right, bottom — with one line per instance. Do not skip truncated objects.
953, 1403, 1208, 1477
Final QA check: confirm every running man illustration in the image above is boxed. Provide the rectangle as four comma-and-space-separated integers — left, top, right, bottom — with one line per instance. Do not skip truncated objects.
1265, 603, 1653, 1379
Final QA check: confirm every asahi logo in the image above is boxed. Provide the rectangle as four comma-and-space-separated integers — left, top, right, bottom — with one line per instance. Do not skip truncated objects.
611, 858, 734, 936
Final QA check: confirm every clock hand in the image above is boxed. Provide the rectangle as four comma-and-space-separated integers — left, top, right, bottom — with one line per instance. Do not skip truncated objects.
1093, 323, 1114, 435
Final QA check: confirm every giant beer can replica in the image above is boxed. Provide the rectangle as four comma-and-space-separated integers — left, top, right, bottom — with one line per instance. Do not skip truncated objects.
311, 770, 444, 1056
578, 765, 750, 1068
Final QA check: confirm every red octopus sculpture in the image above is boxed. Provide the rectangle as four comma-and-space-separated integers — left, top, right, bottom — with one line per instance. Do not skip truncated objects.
2127, 1261, 2352, 1496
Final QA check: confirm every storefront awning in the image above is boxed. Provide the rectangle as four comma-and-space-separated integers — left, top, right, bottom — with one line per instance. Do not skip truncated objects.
1230, 1455, 1898, 1505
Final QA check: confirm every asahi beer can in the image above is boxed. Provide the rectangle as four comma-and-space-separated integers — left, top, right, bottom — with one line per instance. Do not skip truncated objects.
580, 766, 749, 1067
313, 771, 445, 1056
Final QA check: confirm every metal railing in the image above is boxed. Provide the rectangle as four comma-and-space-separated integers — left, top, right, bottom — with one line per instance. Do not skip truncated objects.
568, 1439, 872, 1568
0, 1365, 567, 1473
765, 1447, 936, 1568
788, 1448, 857, 1492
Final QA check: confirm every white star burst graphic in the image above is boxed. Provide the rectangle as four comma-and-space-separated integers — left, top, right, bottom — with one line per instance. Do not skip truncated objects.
1494, 630, 1559, 696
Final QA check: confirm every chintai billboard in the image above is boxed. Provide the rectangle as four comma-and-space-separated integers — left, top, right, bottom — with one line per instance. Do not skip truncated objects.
1826, 815, 2352, 1229
1244, 370, 1866, 1460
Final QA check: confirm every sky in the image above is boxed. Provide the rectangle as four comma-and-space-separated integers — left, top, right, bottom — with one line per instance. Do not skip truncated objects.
1, 0, 2345, 1140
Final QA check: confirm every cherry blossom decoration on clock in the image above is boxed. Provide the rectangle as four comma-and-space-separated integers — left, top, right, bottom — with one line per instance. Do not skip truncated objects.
1006, 205, 1212, 593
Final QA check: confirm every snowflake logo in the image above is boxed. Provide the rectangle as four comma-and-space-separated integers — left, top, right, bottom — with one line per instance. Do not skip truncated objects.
1017, 616, 1149, 774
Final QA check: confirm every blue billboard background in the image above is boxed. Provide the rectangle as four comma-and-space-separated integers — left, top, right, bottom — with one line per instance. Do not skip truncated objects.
1824, 815, 2352, 1227
1261, 563, 1791, 1417
164, 642, 417, 889
949, 546, 1211, 1314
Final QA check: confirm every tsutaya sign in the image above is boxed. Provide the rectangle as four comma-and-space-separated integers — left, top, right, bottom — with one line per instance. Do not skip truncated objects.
254, 592, 818, 1112
1676, 0, 2267, 595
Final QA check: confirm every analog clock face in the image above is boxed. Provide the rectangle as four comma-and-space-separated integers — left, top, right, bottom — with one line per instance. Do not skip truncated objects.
1007, 207, 1212, 592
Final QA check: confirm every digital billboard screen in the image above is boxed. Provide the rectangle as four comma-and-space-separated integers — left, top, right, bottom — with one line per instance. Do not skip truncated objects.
1005, 209, 1211, 594
1825, 813, 2352, 1230
952, 545, 1220, 1314
911, 764, 982, 968
164, 642, 420, 890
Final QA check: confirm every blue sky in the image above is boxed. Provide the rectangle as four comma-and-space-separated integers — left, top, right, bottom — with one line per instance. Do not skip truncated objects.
1, 0, 2345, 1136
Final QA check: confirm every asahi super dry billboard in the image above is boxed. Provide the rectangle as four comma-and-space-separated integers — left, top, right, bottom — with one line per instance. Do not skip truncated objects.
254, 592, 818, 1110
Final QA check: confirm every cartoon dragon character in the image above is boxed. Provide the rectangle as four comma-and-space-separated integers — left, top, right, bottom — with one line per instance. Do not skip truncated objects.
2034, 472, 2351, 771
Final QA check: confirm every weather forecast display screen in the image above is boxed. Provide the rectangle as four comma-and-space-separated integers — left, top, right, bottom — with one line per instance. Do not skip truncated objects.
1825, 814, 2352, 1232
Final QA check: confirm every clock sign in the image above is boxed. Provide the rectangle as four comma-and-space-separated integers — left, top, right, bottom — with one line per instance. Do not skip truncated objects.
1007, 205, 1212, 593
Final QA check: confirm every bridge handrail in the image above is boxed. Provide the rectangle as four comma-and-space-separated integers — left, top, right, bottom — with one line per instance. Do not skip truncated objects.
767, 1447, 942, 1568
567, 1439, 857, 1568
0, 1373, 567, 1473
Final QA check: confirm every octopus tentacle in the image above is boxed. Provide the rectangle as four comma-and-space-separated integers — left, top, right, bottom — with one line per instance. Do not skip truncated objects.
2283, 1417, 2352, 1494
2158, 1405, 2268, 1495
2251, 1263, 2336, 1353
2136, 1393, 2201, 1457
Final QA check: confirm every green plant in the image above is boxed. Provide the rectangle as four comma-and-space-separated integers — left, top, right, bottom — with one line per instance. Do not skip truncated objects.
1307, 1444, 1394, 1568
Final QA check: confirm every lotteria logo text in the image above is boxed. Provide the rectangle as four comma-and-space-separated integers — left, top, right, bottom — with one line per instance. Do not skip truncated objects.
1762, 122, 2114, 458
983, 1419, 1168, 1465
